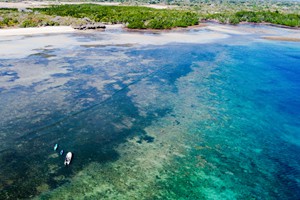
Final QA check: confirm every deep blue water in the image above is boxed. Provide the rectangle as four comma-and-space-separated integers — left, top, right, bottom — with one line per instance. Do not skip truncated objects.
0, 32, 299, 199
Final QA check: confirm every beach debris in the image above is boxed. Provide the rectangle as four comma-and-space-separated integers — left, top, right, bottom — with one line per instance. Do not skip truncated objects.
72, 22, 106, 30
60, 150, 64, 156
64, 152, 73, 166
54, 144, 58, 151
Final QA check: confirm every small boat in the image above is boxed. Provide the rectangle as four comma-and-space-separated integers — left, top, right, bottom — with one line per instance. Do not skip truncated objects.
60, 150, 64, 156
54, 144, 58, 151
64, 152, 73, 166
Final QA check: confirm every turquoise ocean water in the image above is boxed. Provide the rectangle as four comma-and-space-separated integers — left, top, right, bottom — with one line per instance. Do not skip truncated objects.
0, 27, 299, 199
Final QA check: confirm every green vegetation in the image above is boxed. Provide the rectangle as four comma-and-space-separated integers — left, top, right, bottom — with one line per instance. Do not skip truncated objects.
0, 8, 87, 28
1, 2, 300, 29
35, 4, 300, 28
0, 8, 18, 27
34, 4, 199, 29
204, 11, 300, 27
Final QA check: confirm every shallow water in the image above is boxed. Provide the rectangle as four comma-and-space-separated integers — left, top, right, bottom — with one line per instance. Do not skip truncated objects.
0, 27, 300, 199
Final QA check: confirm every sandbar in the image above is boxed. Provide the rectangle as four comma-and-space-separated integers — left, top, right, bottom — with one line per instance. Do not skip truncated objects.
205, 25, 249, 35
262, 36, 300, 42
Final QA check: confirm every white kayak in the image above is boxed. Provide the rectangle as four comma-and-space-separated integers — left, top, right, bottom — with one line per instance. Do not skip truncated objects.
64, 152, 73, 166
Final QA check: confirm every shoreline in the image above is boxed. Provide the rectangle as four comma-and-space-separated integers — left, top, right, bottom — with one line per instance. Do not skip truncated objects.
0, 24, 229, 59
0, 23, 212, 37
0, 23, 300, 43
0, 26, 75, 36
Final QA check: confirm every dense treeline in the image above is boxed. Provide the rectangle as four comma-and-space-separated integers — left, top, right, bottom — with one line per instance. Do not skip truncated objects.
35, 4, 199, 29
0, 8, 84, 28
33, 5, 300, 28
1, 4, 300, 29
205, 11, 300, 27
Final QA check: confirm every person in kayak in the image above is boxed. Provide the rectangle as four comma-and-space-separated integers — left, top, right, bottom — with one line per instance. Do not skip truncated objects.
64, 152, 73, 166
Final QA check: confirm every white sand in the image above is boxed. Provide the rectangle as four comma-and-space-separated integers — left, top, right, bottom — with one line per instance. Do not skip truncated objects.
0, 25, 229, 59
2, 23, 300, 59
0, 26, 75, 36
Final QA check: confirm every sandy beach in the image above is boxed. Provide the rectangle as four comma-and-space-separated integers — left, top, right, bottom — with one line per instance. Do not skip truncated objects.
0, 22, 295, 36
0, 24, 229, 59
0, 20, 300, 61
0, 26, 75, 36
